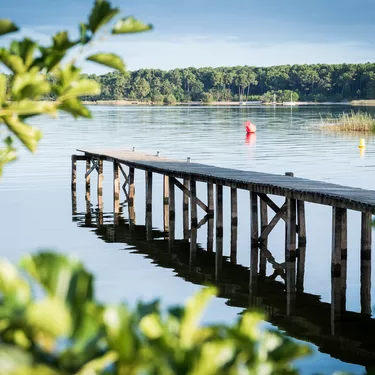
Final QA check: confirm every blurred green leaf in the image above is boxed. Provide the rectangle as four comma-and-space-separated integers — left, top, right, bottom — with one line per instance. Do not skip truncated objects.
9, 39, 37, 69
0, 49, 25, 74
0, 144, 17, 177
58, 98, 92, 118
3, 116, 42, 152
180, 286, 217, 348
112, 16, 153, 34
52, 31, 78, 51
88, 0, 119, 33
11, 70, 50, 100
0, 100, 57, 118
0, 258, 31, 307
25, 297, 72, 339
60, 79, 100, 100
0, 73, 6, 104
87, 53, 125, 73
0, 19, 19, 36
20, 252, 94, 307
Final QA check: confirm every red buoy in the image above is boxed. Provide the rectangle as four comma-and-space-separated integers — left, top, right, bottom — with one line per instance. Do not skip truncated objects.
245, 120, 256, 134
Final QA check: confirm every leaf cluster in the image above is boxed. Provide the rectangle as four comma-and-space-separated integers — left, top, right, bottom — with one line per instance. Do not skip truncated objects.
0, 251, 311, 375
0, 0, 152, 176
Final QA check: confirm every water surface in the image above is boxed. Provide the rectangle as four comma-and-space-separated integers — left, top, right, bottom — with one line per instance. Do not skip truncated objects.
1, 105, 374, 374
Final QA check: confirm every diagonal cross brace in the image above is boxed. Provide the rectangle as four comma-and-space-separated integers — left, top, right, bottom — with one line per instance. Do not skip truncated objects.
85, 160, 98, 178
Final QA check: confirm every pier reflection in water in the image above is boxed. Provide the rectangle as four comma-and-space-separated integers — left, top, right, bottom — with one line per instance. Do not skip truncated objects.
73, 189, 375, 370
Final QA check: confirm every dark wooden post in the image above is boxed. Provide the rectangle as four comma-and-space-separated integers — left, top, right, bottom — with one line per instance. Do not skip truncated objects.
361, 212, 372, 315
231, 187, 238, 264
286, 196, 297, 315
113, 161, 120, 216
207, 183, 214, 215
297, 200, 307, 245
331, 207, 347, 332
163, 175, 169, 234
259, 199, 268, 277
215, 185, 223, 280
250, 192, 259, 295
85, 158, 91, 202
97, 159, 103, 225
145, 171, 153, 241
168, 176, 175, 249
190, 180, 198, 228
128, 167, 135, 223
71, 155, 77, 214
183, 179, 190, 239
207, 215, 214, 252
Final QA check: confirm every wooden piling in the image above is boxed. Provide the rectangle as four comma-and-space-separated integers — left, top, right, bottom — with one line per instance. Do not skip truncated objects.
360, 212, 372, 315
183, 179, 189, 238
113, 161, 120, 215
207, 215, 214, 252
128, 167, 135, 223
297, 200, 307, 245
331, 207, 347, 326
215, 184, 223, 280
250, 192, 259, 294
97, 159, 103, 198
259, 199, 268, 278
168, 176, 175, 249
163, 175, 169, 234
71, 155, 77, 214
231, 187, 238, 264
190, 221, 197, 265
207, 183, 214, 215
85, 158, 91, 201
216, 185, 223, 238
145, 171, 153, 241
190, 180, 198, 228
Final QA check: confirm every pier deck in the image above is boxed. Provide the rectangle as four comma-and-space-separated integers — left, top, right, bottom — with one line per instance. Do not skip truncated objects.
77, 148, 375, 214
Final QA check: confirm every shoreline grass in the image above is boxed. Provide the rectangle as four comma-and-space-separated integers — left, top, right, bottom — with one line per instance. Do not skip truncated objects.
321, 111, 375, 132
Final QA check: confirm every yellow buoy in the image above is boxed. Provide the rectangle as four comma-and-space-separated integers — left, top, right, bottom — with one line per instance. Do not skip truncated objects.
359, 138, 366, 148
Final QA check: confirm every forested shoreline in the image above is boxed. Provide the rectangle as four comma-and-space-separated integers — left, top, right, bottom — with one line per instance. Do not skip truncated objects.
66, 63, 375, 103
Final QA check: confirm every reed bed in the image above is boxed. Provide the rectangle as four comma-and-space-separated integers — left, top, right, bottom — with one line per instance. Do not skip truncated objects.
321, 111, 375, 132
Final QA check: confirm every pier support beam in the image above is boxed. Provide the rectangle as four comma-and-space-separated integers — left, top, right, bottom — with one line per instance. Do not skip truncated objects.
331, 207, 347, 330
97, 160, 103, 225
361, 212, 372, 315
145, 171, 153, 241
190, 180, 198, 264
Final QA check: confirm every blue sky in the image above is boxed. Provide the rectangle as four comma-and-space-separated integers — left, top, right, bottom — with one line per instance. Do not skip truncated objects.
2, 0, 375, 73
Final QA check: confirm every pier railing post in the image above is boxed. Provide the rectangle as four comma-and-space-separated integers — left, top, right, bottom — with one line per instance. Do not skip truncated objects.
231, 187, 238, 264
361, 212, 372, 315
331, 206, 347, 331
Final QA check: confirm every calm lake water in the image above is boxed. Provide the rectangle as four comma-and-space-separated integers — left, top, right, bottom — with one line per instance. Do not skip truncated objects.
1, 105, 375, 374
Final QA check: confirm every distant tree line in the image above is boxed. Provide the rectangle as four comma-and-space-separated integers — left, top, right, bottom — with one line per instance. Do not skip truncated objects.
66, 63, 375, 103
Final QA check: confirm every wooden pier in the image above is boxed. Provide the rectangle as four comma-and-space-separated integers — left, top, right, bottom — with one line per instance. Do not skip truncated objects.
72, 148, 374, 319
